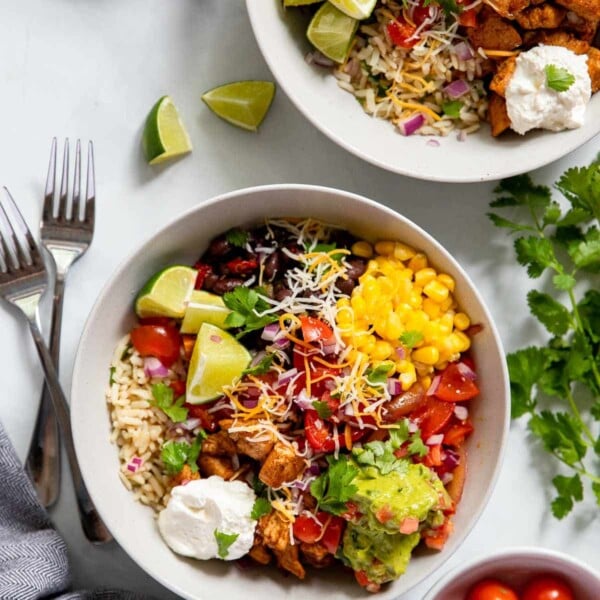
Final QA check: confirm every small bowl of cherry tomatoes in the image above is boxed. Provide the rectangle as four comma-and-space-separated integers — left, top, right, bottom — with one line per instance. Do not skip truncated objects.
423, 547, 600, 600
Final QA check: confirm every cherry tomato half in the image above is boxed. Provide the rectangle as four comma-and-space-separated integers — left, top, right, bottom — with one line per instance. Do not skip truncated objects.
292, 514, 322, 544
522, 575, 574, 600
411, 396, 455, 440
299, 316, 334, 343
386, 19, 418, 49
130, 324, 181, 367
292, 512, 345, 554
435, 363, 480, 402
304, 410, 365, 453
467, 578, 518, 600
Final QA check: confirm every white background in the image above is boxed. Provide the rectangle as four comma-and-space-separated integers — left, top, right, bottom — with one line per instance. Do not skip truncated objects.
0, 1, 598, 598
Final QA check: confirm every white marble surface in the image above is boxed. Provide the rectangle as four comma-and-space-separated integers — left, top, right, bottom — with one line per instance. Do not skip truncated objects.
0, 1, 598, 598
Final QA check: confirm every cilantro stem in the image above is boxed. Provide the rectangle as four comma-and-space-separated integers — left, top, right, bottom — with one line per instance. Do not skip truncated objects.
565, 387, 595, 445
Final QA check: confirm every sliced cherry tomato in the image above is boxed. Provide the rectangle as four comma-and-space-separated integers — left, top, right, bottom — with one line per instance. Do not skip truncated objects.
412, 4, 433, 26
387, 19, 418, 49
467, 578, 518, 600
192, 263, 212, 290
435, 363, 480, 402
169, 380, 186, 397
411, 397, 455, 440
300, 316, 334, 343
458, 7, 477, 27
443, 420, 474, 447
522, 575, 574, 600
321, 515, 345, 554
304, 410, 365, 453
292, 514, 322, 544
226, 257, 258, 275
130, 324, 181, 367
382, 383, 426, 422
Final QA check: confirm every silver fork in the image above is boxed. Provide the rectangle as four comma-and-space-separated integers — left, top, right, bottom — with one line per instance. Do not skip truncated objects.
0, 189, 111, 544
25, 139, 94, 508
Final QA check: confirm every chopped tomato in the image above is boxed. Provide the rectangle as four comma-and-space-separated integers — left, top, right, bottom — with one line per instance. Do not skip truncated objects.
387, 19, 418, 49
321, 515, 345, 554
382, 383, 426, 422
467, 578, 518, 600
443, 420, 474, 447
292, 514, 322, 544
412, 4, 433, 26
299, 316, 334, 343
411, 397, 455, 440
446, 446, 467, 505
375, 505, 394, 524
434, 363, 480, 402
130, 324, 181, 367
169, 380, 186, 397
522, 575, 574, 600
423, 444, 443, 468
423, 518, 454, 551
458, 7, 477, 27
185, 404, 218, 432
355, 570, 381, 593
304, 410, 365, 453
341, 501, 361, 522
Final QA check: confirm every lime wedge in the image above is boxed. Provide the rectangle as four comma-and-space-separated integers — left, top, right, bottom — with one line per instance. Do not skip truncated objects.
186, 323, 251, 404
307, 2, 359, 64
135, 266, 197, 319
329, 0, 376, 19
201, 81, 276, 132
142, 96, 192, 165
181, 290, 232, 333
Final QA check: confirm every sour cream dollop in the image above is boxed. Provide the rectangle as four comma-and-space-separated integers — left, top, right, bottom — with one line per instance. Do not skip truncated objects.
158, 476, 257, 561
505, 45, 591, 135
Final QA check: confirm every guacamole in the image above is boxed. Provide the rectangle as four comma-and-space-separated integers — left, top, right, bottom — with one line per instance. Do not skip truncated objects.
341, 452, 451, 584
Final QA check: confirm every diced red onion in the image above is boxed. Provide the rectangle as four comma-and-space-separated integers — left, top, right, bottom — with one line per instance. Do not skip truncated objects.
143, 357, 169, 378
387, 378, 403, 396
210, 334, 222, 343
294, 389, 314, 411
250, 350, 267, 367
180, 418, 202, 431
443, 448, 460, 471
426, 433, 444, 446
291, 479, 311, 491
398, 113, 426, 136
321, 341, 337, 356
444, 79, 470, 99
395, 347, 406, 360
261, 323, 280, 341
456, 361, 477, 381
408, 420, 419, 433
278, 368, 298, 386
274, 336, 290, 350
126, 457, 142, 473
454, 405, 469, 421
426, 375, 441, 396
454, 41, 474, 61
305, 51, 335, 68
131, 456, 142, 466
426, 139, 440, 147
241, 397, 259, 409
308, 464, 321, 476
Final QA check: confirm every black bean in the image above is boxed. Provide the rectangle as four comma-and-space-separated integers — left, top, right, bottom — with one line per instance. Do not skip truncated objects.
212, 277, 245, 295
203, 272, 219, 291
264, 251, 281, 280
336, 278, 356, 295
208, 236, 231, 257
346, 257, 367, 280
274, 283, 292, 302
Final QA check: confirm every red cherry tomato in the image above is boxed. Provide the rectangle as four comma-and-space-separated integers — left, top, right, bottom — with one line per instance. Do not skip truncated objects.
435, 363, 480, 402
412, 4, 433, 26
299, 316, 334, 343
522, 575, 574, 600
443, 419, 474, 447
304, 410, 365, 453
386, 19, 418, 49
292, 514, 322, 544
411, 396, 455, 440
130, 324, 181, 367
467, 578, 518, 600
321, 515, 344, 554
458, 7, 478, 27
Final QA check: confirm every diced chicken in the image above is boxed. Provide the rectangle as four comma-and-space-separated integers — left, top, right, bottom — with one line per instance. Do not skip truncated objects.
198, 455, 236, 480
527, 29, 591, 54
201, 430, 237, 457
555, 0, 600, 20
248, 540, 272, 565
220, 418, 275, 462
563, 11, 599, 41
258, 512, 306, 579
300, 542, 334, 568
467, 16, 523, 50
275, 544, 306, 579
259, 442, 307, 489
488, 92, 512, 136
170, 464, 200, 487
515, 4, 567, 28
588, 47, 600, 92
490, 56, 517, 96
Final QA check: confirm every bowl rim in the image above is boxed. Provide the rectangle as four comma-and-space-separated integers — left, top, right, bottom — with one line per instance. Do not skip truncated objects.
71, 183, 511, 599
422, 546, 600, 599
245, 0, 600, 183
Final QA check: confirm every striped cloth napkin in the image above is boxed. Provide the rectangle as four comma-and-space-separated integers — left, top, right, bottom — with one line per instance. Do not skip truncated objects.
0, 423, 146, 600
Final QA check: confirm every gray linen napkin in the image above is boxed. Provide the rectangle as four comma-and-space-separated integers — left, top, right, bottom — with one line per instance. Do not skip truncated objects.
0, 423, 146, 600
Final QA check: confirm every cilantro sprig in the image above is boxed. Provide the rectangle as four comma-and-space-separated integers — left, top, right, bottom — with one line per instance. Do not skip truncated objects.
545, 64, 575, 93
151, 383, 188, 423
489, 157, 600, 518
214, 530, 239, 559
223, 286, 278, 338
160, 431, 206, 475
310, 454, 359, 515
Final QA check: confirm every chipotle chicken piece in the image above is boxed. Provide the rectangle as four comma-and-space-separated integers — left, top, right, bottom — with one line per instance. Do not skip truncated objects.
527, 29, 591, 53
467, 15, 523, 50
201, 430, 237, 456
219, 418, 275, 461
554, 0, 600, 20
488, 92, 512, 136
490, 56, 517, 96
198, 455, 236, 479
486, 0, 531, 18
300, 542, 334, 568
588, 47, 600, 92
515, 3, 567, 28
258, 512, 306, 579
248, 540, 272, 565
259, 442, 306, 488
275, 544, 306, 579
170, 464, 200, 487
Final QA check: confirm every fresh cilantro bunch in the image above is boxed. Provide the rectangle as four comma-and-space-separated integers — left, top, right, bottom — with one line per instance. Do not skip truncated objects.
488, 158, 600, 518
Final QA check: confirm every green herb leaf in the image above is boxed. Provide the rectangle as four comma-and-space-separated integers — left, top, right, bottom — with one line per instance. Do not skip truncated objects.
251, 497, 272, 520
365, 361, 395, 385
552, 274, 576, 291
566, 227, 600, 272
527, 290, 571, 336
424, 0, 460, 16
151, 383, 188, 423
109, 366, 116, 385
556, 163, 600, 219
545, 64, 575, 92
515, 236, 556, 278
187, 431, 206, 473
506, 348, 546, 417
399, 330, 424, 349
442, 100, 463, 118
312, 400, 333, 419
408, 434, 429, 457
214, 530, 239, 559
529, 411, 587, 467
225, 228, 249, 248
551, 474, 583, 519
161, 441, 192, 475
223, 286, 278, 337
310, 454, 359, 515
243, 353, 274, 376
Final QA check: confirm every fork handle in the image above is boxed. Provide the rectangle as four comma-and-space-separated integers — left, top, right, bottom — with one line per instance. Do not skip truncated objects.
27, 314, 112, 544
25, 278, 64, 507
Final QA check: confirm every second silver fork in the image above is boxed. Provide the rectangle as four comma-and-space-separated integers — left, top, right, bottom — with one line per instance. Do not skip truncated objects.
26, 138, 95, 508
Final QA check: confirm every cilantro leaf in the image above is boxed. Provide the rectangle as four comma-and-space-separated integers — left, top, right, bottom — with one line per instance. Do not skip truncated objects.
188, 431, 206, 473
493, 175, 552, 212
552, 273, 576, 291
529, 411, 587, 467
251, 497, 272, 520
308, 242, 344, 263
578, 290, 600, 343
514, 236, 555, 278
214, 530, 239, 559
161, 441, 192, 475
151, 383, 188, 423
223, 287, 278, 337
592, 482, 600, 508
310, 454, 358, 515
408, 434, 429, 458
424, 0, 460, 16
442, 100, 463, 118
487, 213, 534, 233
527, 290, 571, 336
225, 228, 249, 248
312, 400, 333, 419
506, 348, 546, 417
556, 163, 600, 220
109, 366, 116, 385
545, 64, 575, 92
399, 330, 424, 349
566, 227, 600, 272
365, 361, 394, 386
243, 353, 274, 376
551, 474, 583, 519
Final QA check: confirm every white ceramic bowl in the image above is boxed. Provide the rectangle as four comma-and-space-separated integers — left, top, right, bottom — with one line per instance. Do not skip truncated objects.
245, 1, 600, 183
423, 547, 600, 599
71, 184, 510, 600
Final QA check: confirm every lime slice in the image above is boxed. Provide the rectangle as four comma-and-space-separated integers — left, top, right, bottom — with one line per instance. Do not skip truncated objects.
328, 0, 376, 19
201, 81, 276, 132
142, 96, 192, 165
186, 323, 251, 404
181, 290, 232, 333
135, 266, 197, 319
307, 2, 359, 64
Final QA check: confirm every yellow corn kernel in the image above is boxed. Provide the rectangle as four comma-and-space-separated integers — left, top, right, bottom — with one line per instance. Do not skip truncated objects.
374, 240, 395, 256
408, 289, 423, 308
396, 359, 412, 373
394, 277, 413, 302
439, 312, 455, 334
423, 280, 449, 304
383, 311, 403, 340
336, 307, 353, 327
399, 368, 417, 391
408, 253, 428, 272
414, 267, 437, 287
454, 312, 471, 331
412, 346, 440, 365
423, 298, 441, 319
352, 241, 373, 259
351, 295, 367, 318
440, 296, 454, 313
337, 297, 350, 309
454, 331, 471, 352
415, 362, 433, 377
437, 273, 455, 292
362, 335, 376, 354
420, 375, 432, 390
353, 318, 369, 332
393, 242, 416, 261
372, 340, 394, 361
442, 333, 464, 355
362, 279, 379, 302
